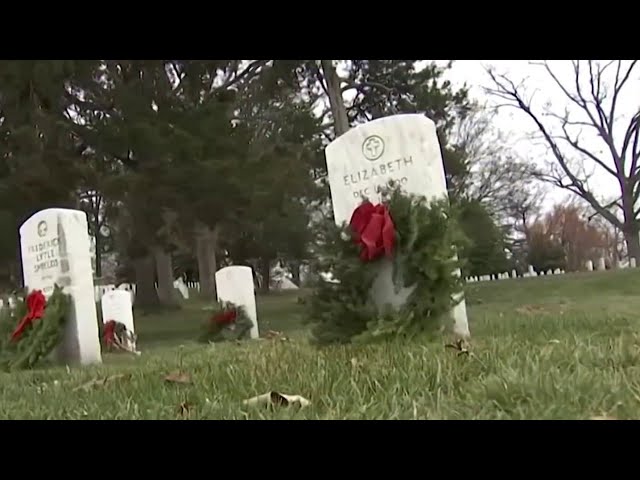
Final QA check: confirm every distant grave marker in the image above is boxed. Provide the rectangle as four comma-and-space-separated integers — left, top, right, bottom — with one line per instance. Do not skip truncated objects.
173, 277, 189, 300
101, 290, 135, 334
215, 266, 259, 339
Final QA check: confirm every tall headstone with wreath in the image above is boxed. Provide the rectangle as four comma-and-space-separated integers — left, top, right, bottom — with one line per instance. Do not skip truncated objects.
0, 209, 103, 370
305, 114, 470, 344
215, 266, 259, 339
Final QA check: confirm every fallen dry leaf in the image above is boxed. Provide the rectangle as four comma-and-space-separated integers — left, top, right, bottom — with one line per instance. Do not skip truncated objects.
164, 371, 192, 384
540, 339, 561, 356
589, 415, 618, 420
515, 304, 561, 316
516, 305, 546, 315
540, 346, 554, 356
36, 379, 61, 394
243, 391, 311, 408
264, 330, 290, 341
177, 401, 193, 417
445, 339, 488, 368
445, 339, 470, 357
73, 374, 129, 392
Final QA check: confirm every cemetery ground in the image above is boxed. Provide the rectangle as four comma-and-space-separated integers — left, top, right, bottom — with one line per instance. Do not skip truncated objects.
2, 269, 640, 420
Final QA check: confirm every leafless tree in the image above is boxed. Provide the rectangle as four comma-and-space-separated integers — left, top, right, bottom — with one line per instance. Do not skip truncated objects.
450, 106, 540, 217
502, 182, 547, 260
484, 60, 640, 260
584, 201, 628, 264
318, 60, 351, 137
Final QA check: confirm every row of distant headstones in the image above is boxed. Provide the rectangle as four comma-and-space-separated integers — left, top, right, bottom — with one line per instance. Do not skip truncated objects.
466, 257, 638, 283
94, 282, 202, 297
0, 281, 202, 309
1, 255, 633, 306
1, 255, 633, 305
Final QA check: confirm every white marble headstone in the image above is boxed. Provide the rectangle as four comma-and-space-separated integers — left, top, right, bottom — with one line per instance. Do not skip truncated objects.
20, 208, 102, 365
215, 266, 259, 339
631, 257, 637, 268
586, 260, 594, 271
597, 257, 606, 271
324, 114, 469, 338
116, 283, 135, 303
101, 290, 135, 333
173, 277, 189, 300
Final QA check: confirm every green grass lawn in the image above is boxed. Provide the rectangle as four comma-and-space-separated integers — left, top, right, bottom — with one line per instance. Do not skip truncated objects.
2, 269, 640, 419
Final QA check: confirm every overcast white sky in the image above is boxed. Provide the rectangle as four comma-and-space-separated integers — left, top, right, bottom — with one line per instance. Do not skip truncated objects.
430, 60, 640, 212
432, 60, 639, 213
330, 60, 638, 213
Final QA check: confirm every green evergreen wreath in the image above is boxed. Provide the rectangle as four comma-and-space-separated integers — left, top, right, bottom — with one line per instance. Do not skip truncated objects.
304, 182, 468, 345
0, 285, 70, 371
198, 301, 255, 343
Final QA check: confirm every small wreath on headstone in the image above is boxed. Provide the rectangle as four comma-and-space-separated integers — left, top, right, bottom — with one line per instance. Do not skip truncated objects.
304, 181, 467, 345
102, 319, 141, 356
198, 301, 254, 343
0, 284, 70, 371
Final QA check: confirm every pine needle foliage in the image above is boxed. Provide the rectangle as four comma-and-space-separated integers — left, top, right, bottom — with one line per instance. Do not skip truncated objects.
304, 183, 468, 345
0, 285, 70, 371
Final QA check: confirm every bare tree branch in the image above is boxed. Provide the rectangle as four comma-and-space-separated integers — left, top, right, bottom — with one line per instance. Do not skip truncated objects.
219, 60, 269, 91
341, 79, 393, 94
557, 118, 617, 177
313, 61, 331, 98
485, 60, 640, 257
624, 111, 640, 179
484, 67, 625, 230
609, 61, 637, 131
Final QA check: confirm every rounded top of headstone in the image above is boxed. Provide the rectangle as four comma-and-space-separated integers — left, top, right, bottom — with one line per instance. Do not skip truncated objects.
326, 114, 436, 155
217, 265, 253, 275
20, 208, 88, 235
104, 289, 132, 300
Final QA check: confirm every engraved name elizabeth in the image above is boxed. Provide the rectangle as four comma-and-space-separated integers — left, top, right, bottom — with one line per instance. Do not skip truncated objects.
345, 135, 412, 198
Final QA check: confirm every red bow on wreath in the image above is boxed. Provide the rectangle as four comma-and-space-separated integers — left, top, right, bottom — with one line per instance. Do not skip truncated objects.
349, 201, 396, 261
212, 309, 237, 326
103, 320, 117, 347
11, 290, 46, 342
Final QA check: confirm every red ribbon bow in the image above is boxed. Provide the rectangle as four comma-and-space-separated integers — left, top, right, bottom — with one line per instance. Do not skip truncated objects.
349, 201, 396, 261
212, 309, 237, 326
11, 290, 46, 342
103, 320, 117, 346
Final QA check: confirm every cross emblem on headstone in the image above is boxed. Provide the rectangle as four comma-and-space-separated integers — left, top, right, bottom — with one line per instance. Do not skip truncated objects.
362, 135, 385, 161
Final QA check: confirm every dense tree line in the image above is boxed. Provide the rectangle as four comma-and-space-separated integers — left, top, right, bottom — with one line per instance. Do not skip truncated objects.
0, 60, 554, 305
